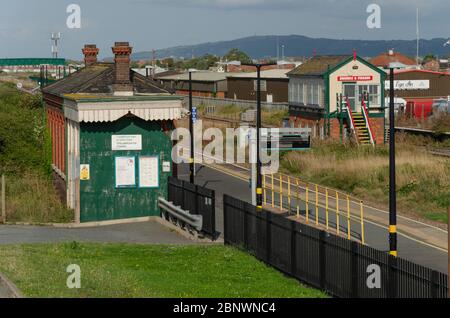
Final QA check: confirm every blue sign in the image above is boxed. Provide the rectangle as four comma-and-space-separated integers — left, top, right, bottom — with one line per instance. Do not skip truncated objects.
192, 107, 198, 123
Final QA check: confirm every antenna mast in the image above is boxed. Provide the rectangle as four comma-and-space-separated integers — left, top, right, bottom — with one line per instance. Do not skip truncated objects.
416, 8, 420, 67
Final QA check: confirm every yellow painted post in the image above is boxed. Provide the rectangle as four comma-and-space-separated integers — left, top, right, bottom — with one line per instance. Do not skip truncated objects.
305, 184, 309, 223
347, 195, 351, 240
288, 176, 291, 215
315, 184, 319, 226
360, 200, 365, 245
336, 192, 340, 235
296, 179, 300, 219
271, 174, 275, 208
279, 175, 283, 211
263, 174, 267, 206
325, 188, 329, 230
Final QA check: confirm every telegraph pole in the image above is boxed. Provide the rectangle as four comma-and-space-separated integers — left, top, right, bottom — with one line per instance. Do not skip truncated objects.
242, 62, 276, 211
189, 71, 195, 184
389, 67, 397, 257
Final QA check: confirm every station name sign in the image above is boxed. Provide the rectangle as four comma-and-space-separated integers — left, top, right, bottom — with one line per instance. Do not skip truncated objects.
112, 135, 142, 151
385, 80, 430, 90
337, 76, 373, 81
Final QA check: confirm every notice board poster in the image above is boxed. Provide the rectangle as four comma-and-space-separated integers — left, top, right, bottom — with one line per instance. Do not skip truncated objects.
139, 156, 159, 188
115, 157, 136, 188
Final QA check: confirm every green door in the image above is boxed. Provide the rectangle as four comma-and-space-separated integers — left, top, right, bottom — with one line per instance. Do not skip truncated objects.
343, 83, 357, 111
79, 116, 173, 222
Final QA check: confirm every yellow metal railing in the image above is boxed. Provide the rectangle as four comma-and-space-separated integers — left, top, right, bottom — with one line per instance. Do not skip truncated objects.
262, 173, 366, 244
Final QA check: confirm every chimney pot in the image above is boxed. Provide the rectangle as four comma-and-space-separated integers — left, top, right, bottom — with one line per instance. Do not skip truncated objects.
82, 44, 99, 67
112, 42, 133, 96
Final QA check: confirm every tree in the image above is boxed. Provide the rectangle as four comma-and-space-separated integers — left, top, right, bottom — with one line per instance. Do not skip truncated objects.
223, 48, 252, 64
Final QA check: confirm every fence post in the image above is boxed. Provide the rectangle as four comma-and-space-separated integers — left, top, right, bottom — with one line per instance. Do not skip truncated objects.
315, 185, 319, 226
388, 255, 398, 298
290, 220, 297, 277
351, 241, 359, 298
223, 195, 228, 245
431, 270, 439, 298
325, 188, 329, 230
266, 212, 272, 264
448, 206, 450, 298
1, 174, 5, 224
319, 231, 327, 289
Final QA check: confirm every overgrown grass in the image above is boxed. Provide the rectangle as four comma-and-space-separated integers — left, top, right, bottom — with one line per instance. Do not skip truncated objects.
281, 136, 450, 223
0, 243, 326, 298
0, 82, 70, 223
5, 172, 73, 223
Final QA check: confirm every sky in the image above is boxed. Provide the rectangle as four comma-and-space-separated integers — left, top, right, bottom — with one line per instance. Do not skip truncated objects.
0, 0, 449, 59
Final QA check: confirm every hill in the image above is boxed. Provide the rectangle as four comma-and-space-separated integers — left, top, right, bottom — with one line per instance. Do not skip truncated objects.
131, 35, 450, 60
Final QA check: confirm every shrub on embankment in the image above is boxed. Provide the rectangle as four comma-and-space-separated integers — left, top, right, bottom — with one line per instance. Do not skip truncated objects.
0, 83, 72, 223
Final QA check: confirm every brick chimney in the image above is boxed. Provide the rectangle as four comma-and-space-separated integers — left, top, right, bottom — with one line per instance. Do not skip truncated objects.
112, 42, 133, 96
82, 44, 99, 67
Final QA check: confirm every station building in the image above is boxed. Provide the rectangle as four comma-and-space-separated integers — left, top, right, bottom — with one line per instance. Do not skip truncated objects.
287, 54, 386, 144
43, 42, 184, 223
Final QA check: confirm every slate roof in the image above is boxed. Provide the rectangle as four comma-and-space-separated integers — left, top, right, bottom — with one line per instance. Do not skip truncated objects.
287, 55, 348, 76
43, 62, 174, 97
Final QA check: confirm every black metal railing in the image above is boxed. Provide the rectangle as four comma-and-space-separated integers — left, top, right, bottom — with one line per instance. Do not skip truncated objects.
168, 177, 216, 238
223, 194, 448, 298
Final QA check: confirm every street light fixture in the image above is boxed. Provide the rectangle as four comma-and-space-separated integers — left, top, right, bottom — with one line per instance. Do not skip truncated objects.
241, 62, 276, 211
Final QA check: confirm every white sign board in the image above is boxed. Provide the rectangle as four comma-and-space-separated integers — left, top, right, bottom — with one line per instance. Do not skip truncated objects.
385, 80, 430, 90
112, 135, 142, 151
115, 157, 136, 188
139, 156, 159, 188
162, 161, 171, 173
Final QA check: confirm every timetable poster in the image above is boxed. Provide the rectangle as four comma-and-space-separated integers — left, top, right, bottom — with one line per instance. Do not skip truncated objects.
139, 156, 159, 188
115, 157, 136, 188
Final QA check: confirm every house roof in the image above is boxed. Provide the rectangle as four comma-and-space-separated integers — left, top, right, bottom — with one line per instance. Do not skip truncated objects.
370, 51, 417, 68
156, 71, 238, 82
227, 69, 290, 79
287, 55, 348, 76
42, 62, 173, 97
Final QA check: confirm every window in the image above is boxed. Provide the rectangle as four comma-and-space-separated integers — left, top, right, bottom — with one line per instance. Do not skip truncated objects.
254, 80, 267, 92
298, 82, 304, 104
358, 84, 380, 106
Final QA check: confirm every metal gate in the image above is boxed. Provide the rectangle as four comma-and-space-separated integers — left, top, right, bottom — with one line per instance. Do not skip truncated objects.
167, 177, 216, 238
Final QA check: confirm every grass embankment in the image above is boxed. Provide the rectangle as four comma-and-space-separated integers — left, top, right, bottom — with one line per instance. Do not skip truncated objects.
281, 136, 450, 223
0, 243, 326, 298
0, 82, 72, 223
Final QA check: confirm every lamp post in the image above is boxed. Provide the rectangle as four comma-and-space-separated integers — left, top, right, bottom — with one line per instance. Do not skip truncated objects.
388, 67, 397, 257
242, 62, 276, 211
189, 71, 195, 184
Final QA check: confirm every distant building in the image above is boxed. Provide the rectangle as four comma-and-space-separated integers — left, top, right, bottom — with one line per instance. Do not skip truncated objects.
155, 71, 232, 98
42, 43, 183, 223
0, 58, 66, 73
370, 49, 417, 70
219, 60, 297, 73
386, 69, 450, 119
226, 69, 290, 103
288, 54, 386, 144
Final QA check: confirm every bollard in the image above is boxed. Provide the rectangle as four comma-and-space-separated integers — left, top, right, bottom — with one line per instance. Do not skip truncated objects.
347, 195, 351, 240
271, 174, 275, 209
325, 188, 329, 230
1, 175, 5, 224
360, 201, 365, 245
288, 176, 291, 214
263, 174, 267, 206
305, 184, 309, 223
336, 192, 340, 235
296, 179, 300, 219
316, 184, 319, 226
279, 175, 283, 211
